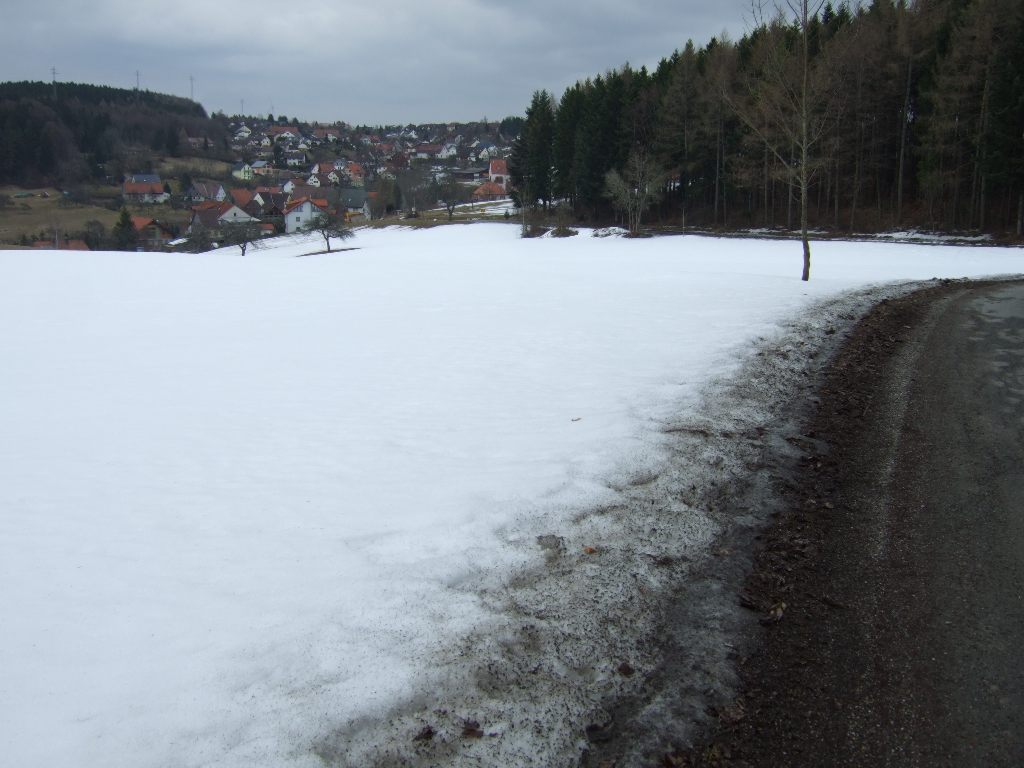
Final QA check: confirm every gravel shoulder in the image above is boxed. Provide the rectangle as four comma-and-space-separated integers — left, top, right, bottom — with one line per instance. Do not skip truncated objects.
674, 279, 1024, 768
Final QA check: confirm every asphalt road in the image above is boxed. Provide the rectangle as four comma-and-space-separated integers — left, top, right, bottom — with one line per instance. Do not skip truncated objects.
681, 280, 1024, 767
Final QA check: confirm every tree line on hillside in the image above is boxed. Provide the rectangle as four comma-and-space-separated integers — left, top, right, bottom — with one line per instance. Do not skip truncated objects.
0, 81, 231, 185
510, 0, 1024, 240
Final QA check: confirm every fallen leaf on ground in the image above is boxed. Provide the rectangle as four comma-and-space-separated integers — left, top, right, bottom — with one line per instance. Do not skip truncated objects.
413, 725, 435, 742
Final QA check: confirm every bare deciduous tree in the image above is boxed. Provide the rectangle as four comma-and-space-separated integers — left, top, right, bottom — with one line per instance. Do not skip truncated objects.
302, 212, 354, 252
221, 221, 266, 256
729, 0, 838, 280
604, 147, 666, 235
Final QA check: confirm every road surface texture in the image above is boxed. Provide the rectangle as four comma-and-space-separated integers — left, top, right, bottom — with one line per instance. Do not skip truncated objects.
673, 279, 1024, 767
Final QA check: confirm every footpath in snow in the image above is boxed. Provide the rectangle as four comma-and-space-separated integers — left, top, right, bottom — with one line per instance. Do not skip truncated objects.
1, 224, 1020, 767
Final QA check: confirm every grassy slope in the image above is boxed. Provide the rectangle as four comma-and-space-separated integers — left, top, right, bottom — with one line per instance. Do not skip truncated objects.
0, 186, 192, 244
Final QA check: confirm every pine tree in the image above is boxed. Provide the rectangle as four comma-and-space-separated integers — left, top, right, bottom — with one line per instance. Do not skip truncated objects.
553, 85, 585, 206
656, 42, 700, 225
526, 90, 555, 209
111, 207, 138, 251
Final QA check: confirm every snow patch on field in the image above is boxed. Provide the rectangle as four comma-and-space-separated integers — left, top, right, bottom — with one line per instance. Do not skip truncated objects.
1, 225, 1021, 767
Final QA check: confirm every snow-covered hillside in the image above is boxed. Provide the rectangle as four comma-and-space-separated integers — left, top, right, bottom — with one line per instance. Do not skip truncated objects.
1, 225, 1020, 767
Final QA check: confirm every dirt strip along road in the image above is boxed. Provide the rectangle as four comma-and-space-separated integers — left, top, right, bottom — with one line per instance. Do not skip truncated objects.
676, 280, 1024, 768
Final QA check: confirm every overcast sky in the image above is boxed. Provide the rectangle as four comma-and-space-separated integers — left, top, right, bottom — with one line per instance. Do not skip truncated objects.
1, 1, 748, 126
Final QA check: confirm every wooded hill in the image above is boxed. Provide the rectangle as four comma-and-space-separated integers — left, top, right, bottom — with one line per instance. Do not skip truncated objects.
511, 0, 1024, 236
0, 81, 231, 186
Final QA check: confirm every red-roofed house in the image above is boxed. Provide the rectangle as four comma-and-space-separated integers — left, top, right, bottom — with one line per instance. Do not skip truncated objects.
284, 197, 331, 233
489, 159, 509, 191
313, 127, 341, 142
347, 161, 365, 180
123, 181, 170, 204
131, 216, 176, 250
231, 189, 257, 209
472, 182, 508, 202
189, 202, 259, 236
269, 125, 300, 139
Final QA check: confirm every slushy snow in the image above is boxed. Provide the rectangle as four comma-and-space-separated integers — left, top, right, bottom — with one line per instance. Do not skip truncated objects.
1, 224, 1020, 766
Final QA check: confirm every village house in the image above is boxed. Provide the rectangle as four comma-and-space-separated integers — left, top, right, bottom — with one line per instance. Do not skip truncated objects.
284, 196, 330, 234
489, 159, 509, 191
186, 181, 227, 203
123, 174, 170, 204
131, 216, 176, 251
313, 127, 341, 142
414, 143, 442, 160
306, 170, 344, 187
189, 201, 259, 237
472, 182, 507, 203
232, 162, 255, 181
230, 188, 258, 209
346, 161, 366, 182
269, 126, 300, 142
258, 192, 288, 218
287, 183, 324, 202
338, 188, 370, 220
452, 166, 489, 183
437, 143, 459, 160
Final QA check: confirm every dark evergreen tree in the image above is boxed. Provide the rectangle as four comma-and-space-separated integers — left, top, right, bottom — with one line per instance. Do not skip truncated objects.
525, 90, 555, 208
111, 207, 138, 251
552, 85, 585, 206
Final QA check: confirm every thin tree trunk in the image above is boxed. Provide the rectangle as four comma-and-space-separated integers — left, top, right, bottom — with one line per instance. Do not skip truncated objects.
952, 113, 963, 229
1017, 190, 1023, 237
873, 120, 883, 226
834, 157, 840, 230
763, 138, 770, 227
800, 0, 810, 282
850, 123, 862, 231
787, 143, 795, 230
722, 142, 728, 228
714, 111, 722, 226
973, 58, 993, 231
979, 178, 986, 231
816, 161, 824, 222
897, 57, 912, 226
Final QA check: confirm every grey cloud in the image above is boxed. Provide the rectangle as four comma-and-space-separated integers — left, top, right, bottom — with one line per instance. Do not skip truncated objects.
1, 0, 746, 124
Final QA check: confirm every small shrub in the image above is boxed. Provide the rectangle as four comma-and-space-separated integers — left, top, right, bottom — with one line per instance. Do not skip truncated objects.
550, 225, 578, 238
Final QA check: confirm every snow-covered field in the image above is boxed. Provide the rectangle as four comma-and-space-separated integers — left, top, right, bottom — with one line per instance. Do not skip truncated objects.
1, 225, 1020, 767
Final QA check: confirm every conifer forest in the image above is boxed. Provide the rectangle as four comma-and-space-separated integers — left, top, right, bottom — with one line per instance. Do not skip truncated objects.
510, 0, 1024, 237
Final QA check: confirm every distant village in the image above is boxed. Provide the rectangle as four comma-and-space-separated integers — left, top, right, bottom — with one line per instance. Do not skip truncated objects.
120, 119, 515, 250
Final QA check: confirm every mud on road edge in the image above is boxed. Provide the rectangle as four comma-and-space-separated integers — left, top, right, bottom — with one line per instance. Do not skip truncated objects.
666, 277, 1024, 768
